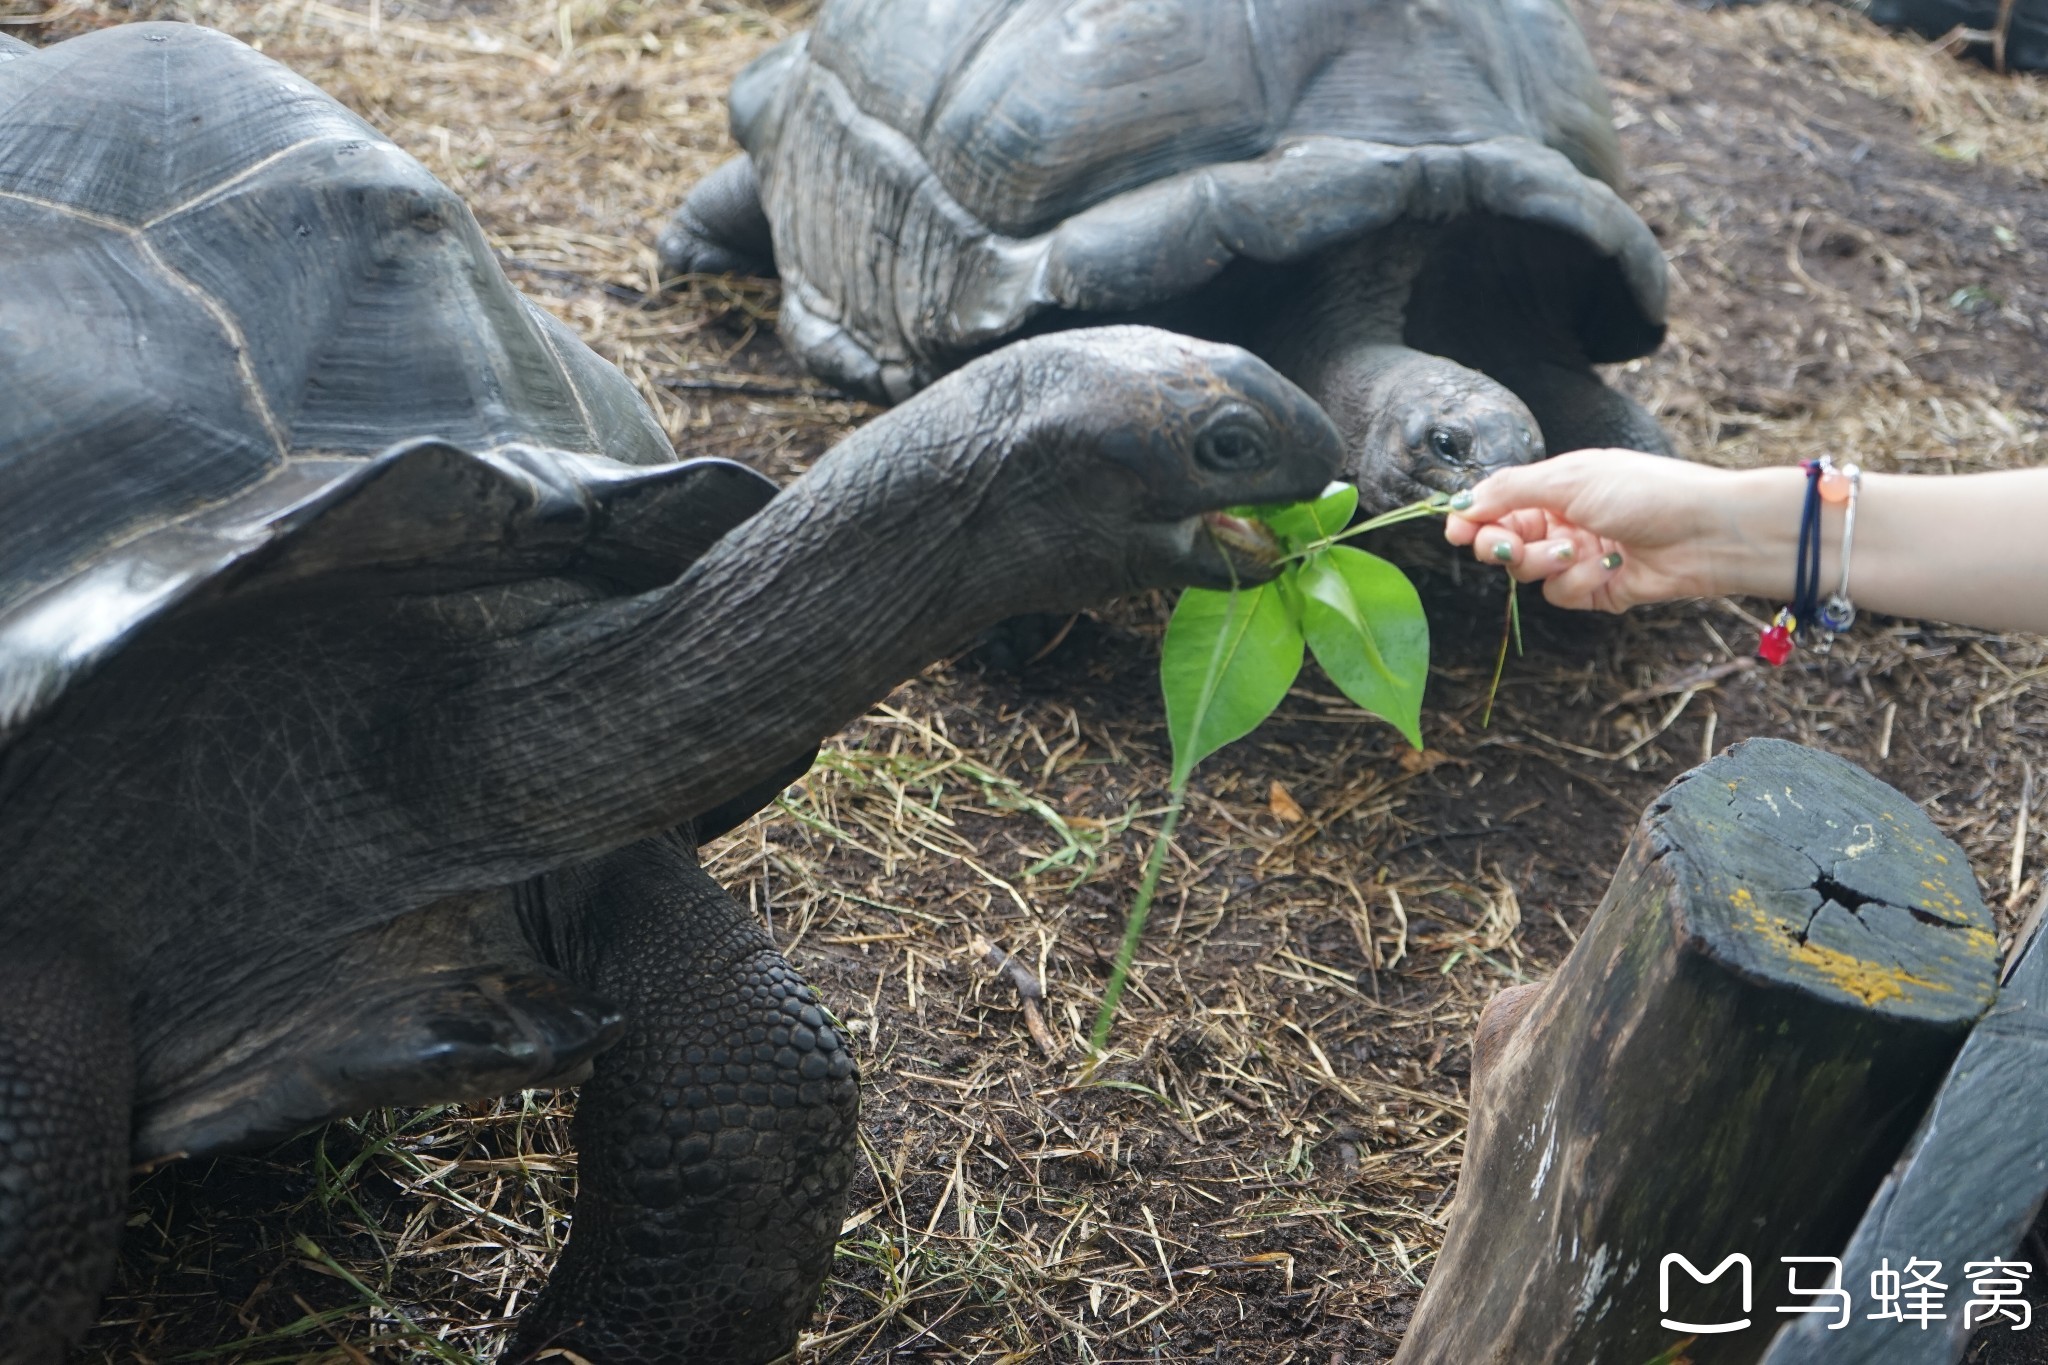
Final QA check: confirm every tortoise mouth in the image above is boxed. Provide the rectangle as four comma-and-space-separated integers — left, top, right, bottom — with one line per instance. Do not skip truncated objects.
1201, 511, 1284, 567
1410, 463, 1480, 496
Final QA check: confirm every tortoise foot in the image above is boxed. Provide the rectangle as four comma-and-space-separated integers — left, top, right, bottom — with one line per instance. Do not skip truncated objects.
509, 835, 858, 1364
657, 154, 775, 285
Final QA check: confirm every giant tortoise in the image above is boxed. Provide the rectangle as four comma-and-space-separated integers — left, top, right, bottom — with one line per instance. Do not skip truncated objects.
660, 0, 1675, 511
0, 23, 1342, 1363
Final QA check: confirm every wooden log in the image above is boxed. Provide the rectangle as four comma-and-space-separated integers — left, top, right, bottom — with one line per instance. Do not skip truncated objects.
1758, 906, 2048, 1365
1393, 737, 1999, 1365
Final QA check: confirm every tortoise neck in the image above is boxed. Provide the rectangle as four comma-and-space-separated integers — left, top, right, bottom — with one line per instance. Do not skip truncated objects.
1255, 225, 1428, 388
450, 413, 1006, 872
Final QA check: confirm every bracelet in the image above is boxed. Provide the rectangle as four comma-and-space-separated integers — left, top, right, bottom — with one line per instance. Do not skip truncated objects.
1757, 457, 1858, 666
1818, 461, 1860, 635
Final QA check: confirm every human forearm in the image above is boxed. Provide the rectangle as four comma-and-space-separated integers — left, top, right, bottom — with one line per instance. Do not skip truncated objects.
1449, 454, 2048, 635
1708, 469, 2048, 635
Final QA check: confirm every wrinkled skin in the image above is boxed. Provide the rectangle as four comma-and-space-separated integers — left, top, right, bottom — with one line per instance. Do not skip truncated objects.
1286, 343, 1544, 510
0, 327, 1340, 1365
1253, 230, 1546, 506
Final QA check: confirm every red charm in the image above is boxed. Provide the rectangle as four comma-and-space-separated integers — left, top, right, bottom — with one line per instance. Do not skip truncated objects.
1757, 612, 1795, 666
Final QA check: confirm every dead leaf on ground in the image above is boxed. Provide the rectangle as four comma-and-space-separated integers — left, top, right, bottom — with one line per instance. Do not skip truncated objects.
1268, 779, 1306, 823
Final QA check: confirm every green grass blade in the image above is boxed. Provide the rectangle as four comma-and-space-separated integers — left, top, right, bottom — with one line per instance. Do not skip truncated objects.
1087, 786, 1185, 1054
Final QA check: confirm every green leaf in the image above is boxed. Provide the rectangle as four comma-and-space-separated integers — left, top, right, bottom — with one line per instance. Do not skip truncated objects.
1297, 546, 1429, 749
1162, 584, 1304, 785
1239, 481, 1358, 554
1306, 481, 1359, 536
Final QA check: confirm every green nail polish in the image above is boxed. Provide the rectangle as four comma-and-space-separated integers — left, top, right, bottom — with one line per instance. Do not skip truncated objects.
1602, 551, 1624, 570
1550, 543, 1576, 563
1449, 490, 1475, 512
1491, 540, 1515, 563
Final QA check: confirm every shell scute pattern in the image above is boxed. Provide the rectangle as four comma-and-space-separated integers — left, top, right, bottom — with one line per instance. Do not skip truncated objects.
0, 22, 727, 750
735, 0, 1665, 403
0, 26, 371, 227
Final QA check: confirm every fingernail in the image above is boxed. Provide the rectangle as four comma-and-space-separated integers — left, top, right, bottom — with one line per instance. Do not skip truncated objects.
1449, 491, 1475, 512
1601, 551, 1624, 570
1550, 543, 1576, 563
1491, 540, 1515, 563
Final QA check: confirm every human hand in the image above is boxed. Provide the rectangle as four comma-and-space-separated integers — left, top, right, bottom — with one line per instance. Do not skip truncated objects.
1443, 450, 1784, 612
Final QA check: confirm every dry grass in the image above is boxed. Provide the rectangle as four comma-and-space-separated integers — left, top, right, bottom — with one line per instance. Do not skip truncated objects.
3, 0, 2044, 1358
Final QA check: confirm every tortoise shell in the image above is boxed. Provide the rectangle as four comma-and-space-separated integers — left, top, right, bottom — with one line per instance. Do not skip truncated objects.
729, 0, 1668, 401
0, 22, 773, 750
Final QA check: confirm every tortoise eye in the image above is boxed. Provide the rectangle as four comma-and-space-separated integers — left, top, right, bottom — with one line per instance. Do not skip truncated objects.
1195, 418, 1270, 473
1429, 427, 1461, 460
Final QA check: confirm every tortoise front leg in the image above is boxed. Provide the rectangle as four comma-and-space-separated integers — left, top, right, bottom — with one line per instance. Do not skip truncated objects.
657, 154, 777, 282
510, 832, 858, 1364
0, 945, 133, 1365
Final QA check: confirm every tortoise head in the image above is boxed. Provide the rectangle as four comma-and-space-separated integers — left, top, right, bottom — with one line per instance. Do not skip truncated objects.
1321, 351, 1546, 512
875, 326, 1343, 608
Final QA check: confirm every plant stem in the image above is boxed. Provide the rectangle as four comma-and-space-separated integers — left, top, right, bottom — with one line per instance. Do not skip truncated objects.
1274, 496, 1449, 567
1482, 576, 1519, 727
1347, 496, 1453, 536
1088, 783, 1186, 1055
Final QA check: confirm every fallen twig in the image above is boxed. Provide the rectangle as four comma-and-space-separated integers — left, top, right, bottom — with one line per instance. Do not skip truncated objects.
971, 933, 1058, 1056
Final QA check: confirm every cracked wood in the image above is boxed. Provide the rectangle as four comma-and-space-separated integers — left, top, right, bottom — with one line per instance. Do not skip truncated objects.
1394, 736, 1998, 1365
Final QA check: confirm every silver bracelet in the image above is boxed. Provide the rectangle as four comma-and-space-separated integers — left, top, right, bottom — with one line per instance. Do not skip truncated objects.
1817, 461, 1860, 635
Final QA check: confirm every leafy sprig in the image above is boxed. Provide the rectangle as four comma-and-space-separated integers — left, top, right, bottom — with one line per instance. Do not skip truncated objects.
1089, 484, 1441, 1052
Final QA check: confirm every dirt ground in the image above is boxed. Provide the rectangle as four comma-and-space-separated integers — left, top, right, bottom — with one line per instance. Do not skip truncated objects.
6, 0, 2047, 1359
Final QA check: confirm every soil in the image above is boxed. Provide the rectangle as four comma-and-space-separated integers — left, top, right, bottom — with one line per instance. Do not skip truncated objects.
3, 0, 2044, 1360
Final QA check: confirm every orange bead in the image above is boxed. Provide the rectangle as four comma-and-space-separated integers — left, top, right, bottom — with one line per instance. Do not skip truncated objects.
1819, 467, 1852, 504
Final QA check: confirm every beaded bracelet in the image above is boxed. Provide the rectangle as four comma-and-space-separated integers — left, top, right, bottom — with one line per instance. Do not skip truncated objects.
1757, 457, 1859, 665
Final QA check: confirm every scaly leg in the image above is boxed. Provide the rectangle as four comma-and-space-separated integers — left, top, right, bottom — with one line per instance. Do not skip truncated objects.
0, 945, 132, 1365
510, 832, 857, 1364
